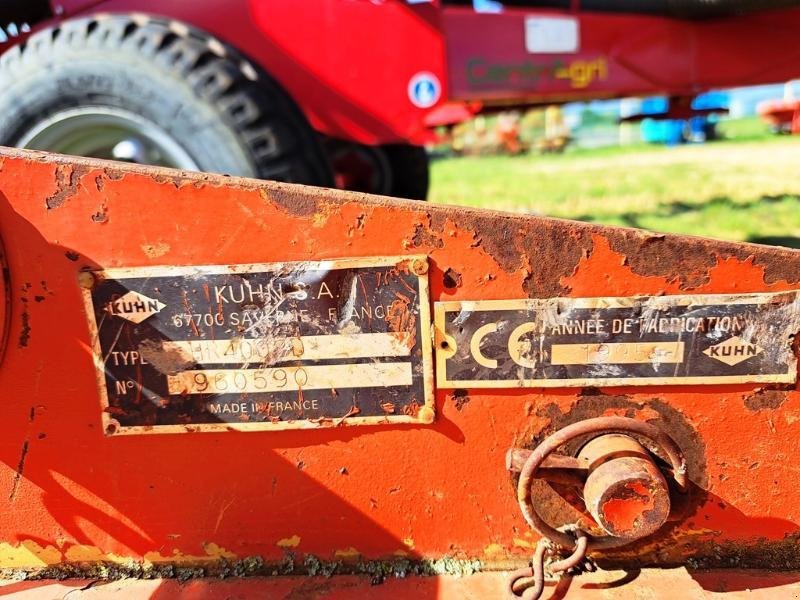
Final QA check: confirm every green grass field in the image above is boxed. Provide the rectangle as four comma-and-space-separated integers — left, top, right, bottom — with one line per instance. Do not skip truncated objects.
429, 118, 800, 247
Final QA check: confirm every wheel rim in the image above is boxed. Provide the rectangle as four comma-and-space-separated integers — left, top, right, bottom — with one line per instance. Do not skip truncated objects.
328, 142, 393, 196
16, 107, 200, 170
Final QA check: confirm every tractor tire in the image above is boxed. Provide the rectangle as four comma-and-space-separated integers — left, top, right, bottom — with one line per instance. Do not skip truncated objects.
0, 15, 333, 186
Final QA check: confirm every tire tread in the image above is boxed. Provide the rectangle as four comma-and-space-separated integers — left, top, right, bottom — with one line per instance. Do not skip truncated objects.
0, 14, 333, 185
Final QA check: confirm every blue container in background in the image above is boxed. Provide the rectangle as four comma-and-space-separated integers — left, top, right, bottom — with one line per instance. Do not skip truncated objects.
641, 118, 685, 144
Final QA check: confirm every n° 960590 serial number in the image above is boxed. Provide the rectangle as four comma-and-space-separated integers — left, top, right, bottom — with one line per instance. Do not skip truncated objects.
166, 363, 411, 396
167, 367, 310, 395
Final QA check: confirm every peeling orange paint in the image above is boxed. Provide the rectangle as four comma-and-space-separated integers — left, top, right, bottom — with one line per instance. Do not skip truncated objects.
563, 235, 683, 297
0, 541, 62, 568
63, 546, 129, 563
0, 540, 238, 570
140, 242, 170, 259
276, 535, 301, 548
334, 547, 361, 559
512, 538, 536, 550
483, 543, 505, 557
143, 543, 236, 564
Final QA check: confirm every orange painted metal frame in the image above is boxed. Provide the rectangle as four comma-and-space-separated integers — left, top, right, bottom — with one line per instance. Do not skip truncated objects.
0, 149, 799, 591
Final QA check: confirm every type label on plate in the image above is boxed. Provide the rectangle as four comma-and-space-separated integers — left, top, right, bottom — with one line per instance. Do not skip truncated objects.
82, 257, 433, 434
435, 292, 800, 388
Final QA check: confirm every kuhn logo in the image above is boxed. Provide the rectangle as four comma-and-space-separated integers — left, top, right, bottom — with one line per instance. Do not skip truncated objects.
703, 336, 763, 366
106, 291, 165, 324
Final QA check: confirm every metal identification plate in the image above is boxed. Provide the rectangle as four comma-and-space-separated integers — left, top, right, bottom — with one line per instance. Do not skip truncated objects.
435, 292, 800, 388
82, 256, 433, 434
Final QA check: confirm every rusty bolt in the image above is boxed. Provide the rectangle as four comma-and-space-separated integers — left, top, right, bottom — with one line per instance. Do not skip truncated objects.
578, 434, 671, 540
104, 418, 121, 436
77, 271, 96, 289
411, 258, 429, 276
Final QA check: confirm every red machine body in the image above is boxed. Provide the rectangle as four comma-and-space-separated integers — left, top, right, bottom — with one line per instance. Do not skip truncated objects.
4, 1, 800, 146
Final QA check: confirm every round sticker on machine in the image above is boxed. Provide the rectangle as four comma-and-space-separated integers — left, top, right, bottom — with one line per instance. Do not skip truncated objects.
408, 72, 441, 108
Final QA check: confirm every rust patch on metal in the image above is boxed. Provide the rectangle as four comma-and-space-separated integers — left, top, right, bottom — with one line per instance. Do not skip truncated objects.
607, 231, 800, 289
17, 283, 31, 349
452, 389, 470, 411
425, 208, 592, 296
138, 339, 197, 375
579, 435, 671, 540
141, 242, 170, 259
91, 202, 108, 223
151, 172, 205, 190
442, 268, 462, 289
454, 213, 523, 274
104, 166, 125, 180
45, 164, 89, 210
576, 393, 707, 490
519, 225, 592, 297
260, 186, 320, 217
8, 439, 29, 501
743, 387, 789, 411
759, 255, 800, 286
608, 231, 716, 289
430, 203, 800, 295
411, 217, 443, 249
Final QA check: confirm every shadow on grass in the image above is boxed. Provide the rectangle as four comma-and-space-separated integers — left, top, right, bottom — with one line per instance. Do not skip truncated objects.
575, 194, 800, 248
747, 236, 800, 249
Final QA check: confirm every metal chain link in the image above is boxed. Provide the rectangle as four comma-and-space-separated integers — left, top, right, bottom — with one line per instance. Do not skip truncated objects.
506, 529, 591, 600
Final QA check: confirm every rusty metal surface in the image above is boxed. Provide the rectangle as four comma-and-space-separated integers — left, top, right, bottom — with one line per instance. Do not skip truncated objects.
506, 437, 672, 538
579, 435, 671, 540
2, 148, 800, 586
516, 417, 685, 550
506, 451, 589, 487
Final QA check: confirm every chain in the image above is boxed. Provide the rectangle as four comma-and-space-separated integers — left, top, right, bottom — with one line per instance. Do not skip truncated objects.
506, 529, 591, 600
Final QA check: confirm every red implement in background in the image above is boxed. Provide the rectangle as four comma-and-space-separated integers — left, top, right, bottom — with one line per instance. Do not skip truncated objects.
1, 0, 798, 202
758, 80, 800, 134
2, 1, 800, 146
